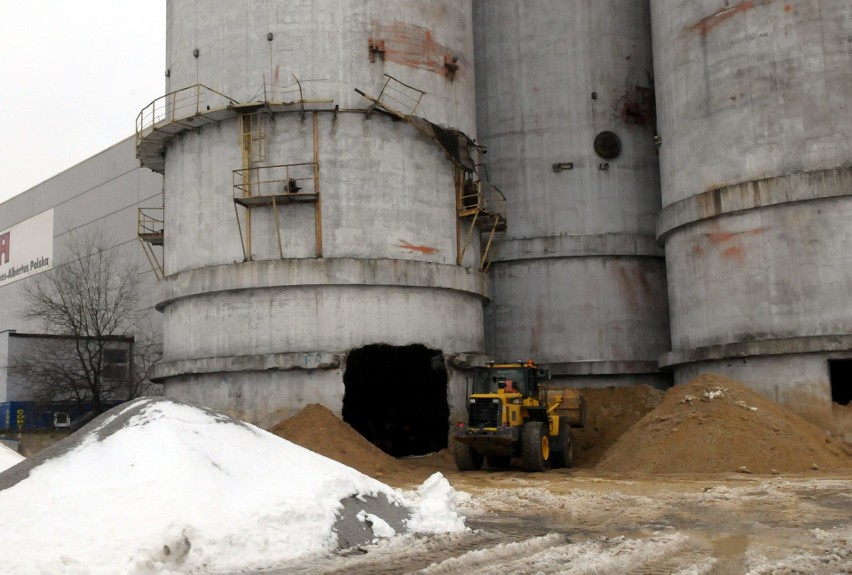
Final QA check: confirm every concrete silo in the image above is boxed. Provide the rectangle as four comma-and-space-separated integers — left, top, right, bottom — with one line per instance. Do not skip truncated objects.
473, 1, 671, 387
652, 1, 852, 419
137, 0, 494, 455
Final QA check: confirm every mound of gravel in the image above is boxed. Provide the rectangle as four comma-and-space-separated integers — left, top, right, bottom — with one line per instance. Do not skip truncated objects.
596, 374, 852, 474
269, 403, 408, 477
573, 385, 665, 467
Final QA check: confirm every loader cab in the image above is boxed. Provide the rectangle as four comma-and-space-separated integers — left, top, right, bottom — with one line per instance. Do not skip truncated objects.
472, 362, 549, 398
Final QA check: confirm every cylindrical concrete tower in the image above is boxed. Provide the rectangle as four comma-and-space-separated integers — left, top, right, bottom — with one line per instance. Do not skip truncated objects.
138, 0, 486, 455
474, 1, 671, 388
653, 1, 852, 420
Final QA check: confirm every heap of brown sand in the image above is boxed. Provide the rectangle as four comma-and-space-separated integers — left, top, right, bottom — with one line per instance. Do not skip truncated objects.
596, 374, 852, 474
269, 404, 407, 477
573, 385, 665, 467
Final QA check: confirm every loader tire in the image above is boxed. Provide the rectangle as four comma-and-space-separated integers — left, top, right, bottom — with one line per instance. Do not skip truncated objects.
521, 421, 550, 472
452, 438, 483, 471
550, 417, 574, 469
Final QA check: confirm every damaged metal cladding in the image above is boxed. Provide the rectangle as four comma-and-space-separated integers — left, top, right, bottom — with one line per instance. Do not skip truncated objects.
652, 0, 852, 416
473, 0, 671, 389
138, 0, 497, 451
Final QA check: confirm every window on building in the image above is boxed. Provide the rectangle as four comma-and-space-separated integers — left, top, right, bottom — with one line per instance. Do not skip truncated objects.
102, 348, 129, 380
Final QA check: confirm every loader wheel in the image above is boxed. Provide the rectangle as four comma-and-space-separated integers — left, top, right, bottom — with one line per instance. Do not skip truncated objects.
452, 438, 483, 471
487, 455, 511, 469
521, 421, 550, 472
550, 418, 574, 469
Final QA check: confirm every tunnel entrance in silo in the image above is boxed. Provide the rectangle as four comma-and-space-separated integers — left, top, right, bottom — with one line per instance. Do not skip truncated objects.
829, 359, 852, 405
342, 344, 450, 457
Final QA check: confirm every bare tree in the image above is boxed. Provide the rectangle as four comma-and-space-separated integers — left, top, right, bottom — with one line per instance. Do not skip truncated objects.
14, 230, 162, 414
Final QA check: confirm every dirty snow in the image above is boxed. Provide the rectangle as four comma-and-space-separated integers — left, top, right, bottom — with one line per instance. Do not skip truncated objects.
0, 442, 24, 472
0, 398, 465, 574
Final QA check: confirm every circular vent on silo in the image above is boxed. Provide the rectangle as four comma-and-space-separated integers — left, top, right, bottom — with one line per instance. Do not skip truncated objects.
594, 131, 622, 159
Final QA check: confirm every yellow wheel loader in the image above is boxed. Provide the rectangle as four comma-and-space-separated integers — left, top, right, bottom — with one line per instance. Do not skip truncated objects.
452, 361, 585, 472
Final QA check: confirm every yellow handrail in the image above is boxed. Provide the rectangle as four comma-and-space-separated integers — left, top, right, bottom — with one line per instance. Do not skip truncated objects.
135, 84, 238, 144
137, 208, 164, 236
232, 162, 318, 199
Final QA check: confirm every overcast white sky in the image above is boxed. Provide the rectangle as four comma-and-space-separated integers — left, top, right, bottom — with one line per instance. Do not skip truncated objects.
0, 1, 166, 205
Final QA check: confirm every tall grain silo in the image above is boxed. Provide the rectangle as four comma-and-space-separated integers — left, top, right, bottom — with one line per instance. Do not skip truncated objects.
652, 1, 852, 419
136, 0, 494, 456
473, 1, 671, 388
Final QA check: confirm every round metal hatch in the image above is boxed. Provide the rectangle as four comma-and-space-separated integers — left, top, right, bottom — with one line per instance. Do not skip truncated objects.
594, 131, 622, 159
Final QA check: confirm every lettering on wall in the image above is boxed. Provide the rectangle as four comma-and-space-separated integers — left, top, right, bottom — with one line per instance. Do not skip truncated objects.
0, 209, 53, 287
0, 232, 9, 264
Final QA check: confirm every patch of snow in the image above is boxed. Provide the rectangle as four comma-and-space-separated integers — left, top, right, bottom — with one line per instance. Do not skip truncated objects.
734, 400, 758, 412
0, 399, 466, 574
405, 472, 467, 533
357, 510, 397, 538
0, 443, 24, 472
703, 387, 726, 400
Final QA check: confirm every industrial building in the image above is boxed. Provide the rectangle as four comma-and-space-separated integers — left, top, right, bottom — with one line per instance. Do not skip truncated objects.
1, 0, 849, 449
0, 138, 163, 431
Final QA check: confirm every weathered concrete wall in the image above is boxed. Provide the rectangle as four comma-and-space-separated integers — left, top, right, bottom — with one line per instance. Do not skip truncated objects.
651, 0, 852, 411
664, 198, 852, 350
474, 0, 670, 385
166, 0, 475, 134
163, 113, 464, 274
164, 358, 472, 433
157, 265, 486, 362
652, 1, 852, 206
487, 257, 669, 367
155, 0, 486, 427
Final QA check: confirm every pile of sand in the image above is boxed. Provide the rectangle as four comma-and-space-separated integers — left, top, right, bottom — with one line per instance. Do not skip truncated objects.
269, 404, 408, 477
573, 385, 665, 467
596, 374, 852, 474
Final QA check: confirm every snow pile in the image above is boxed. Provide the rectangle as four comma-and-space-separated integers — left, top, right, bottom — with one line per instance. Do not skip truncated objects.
0, 398, 466, 574
0, 442, 24, 472
405, 471, 467, 533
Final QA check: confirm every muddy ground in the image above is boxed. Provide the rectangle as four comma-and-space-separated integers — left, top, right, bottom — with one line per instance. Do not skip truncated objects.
268, 376, 851, 574
267, 463, 851, 574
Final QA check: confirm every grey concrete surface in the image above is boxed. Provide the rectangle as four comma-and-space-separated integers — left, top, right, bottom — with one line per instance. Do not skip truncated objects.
651, 0, 852, 409
152, 0, 487, 427
474, 0, 671, 384
163, 356, 473, 433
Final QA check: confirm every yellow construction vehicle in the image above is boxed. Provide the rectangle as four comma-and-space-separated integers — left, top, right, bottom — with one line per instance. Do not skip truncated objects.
452, 361, 585, 472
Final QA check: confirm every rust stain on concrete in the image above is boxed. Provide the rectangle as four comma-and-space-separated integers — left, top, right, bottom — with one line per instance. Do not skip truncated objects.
687, 0, 777, 37
370, 21, 456, 77
722, 246, 747, 262
617, 85, 656, 126
397, 240, 439, 255
705, 227, 768, 244
614, 265, 639, 312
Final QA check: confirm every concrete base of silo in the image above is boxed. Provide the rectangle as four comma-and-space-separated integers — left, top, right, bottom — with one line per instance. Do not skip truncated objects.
151, 257, 488, 456
160, 349, 475, 456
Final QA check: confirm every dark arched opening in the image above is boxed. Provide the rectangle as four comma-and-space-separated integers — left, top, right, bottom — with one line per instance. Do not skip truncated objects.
342, 344, 449, 457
